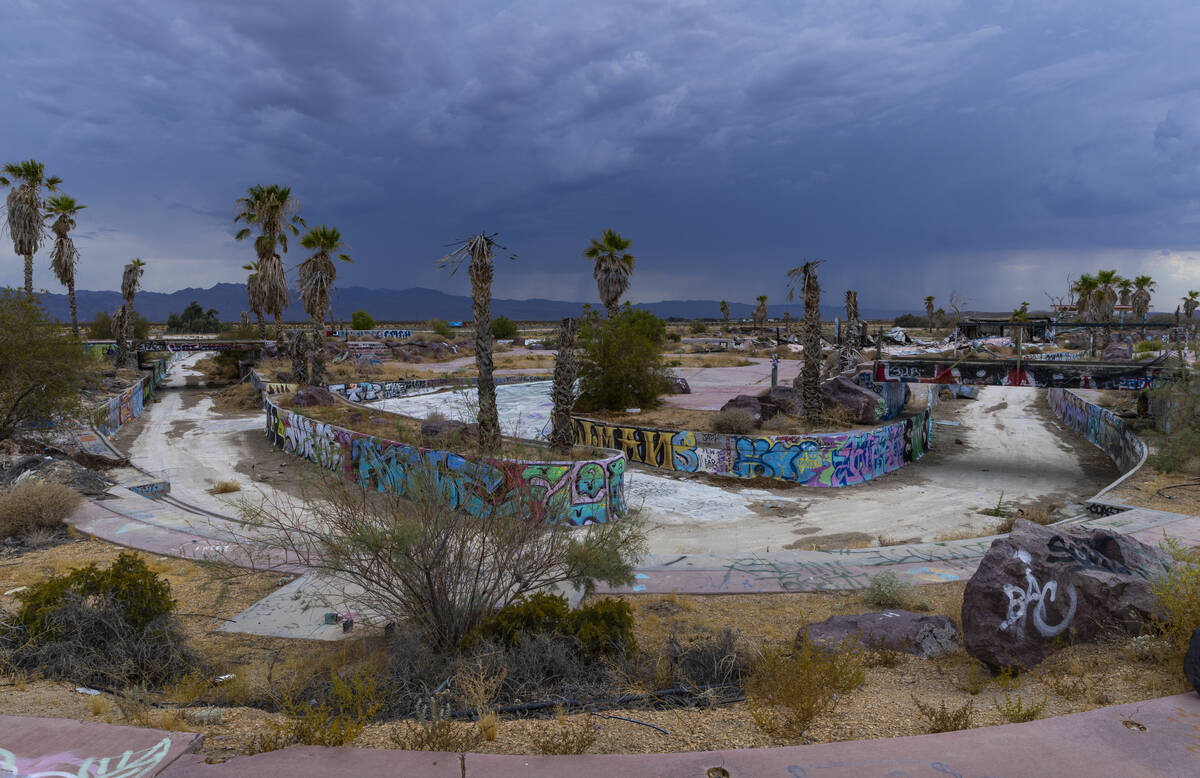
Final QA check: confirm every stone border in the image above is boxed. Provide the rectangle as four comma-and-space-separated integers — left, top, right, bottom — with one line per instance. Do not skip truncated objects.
1046, 387, 1149, 515
570, 402, 934, 487
263, 394, 626, 525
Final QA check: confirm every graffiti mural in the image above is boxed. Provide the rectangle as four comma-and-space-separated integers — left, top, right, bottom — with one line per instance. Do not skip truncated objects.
1047, 388, 1146, 474
330, 328, 413, 339
572, 403, 933, 488
875, 358, 1169, 390
264, 396, 624, 525
94, 356, 175, 436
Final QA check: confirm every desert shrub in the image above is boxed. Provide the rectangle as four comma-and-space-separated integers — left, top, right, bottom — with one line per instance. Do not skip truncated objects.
490, 315, 519, 340
666, 331, 682, 342
1149, 554, 1200, 667
86, 309, 149, 340
893, 314, 930, 329
210, 480, 241, 494
688, 321, 708, 334
165, 301, 220, 334
711, 407, 757, 434
575, 307, 672, 412
469, 592, 635, 657
994, 692, 1046, 722
0, 481, 82, 537
1149, 428, 1200, 473
617, 628, 747, 692
911, 695, 973, 732
1147, 376, 1200, 472
429, 319, 454, 338
1136, 340, 1164, 353
236, 471, 645, 651
390, 697, 483, 752
745, 632, 864, 738
278, 669, 384, 747
1, 552, 191, 687
351, 310, 376, 330
864, 570, 928, 611
530, 706, 598, 755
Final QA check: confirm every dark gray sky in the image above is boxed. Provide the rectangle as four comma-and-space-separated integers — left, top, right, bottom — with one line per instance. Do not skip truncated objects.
4, 0, 1200, 312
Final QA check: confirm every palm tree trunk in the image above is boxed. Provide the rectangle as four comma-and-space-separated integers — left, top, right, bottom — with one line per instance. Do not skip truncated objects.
68, 281, 78, 337
471, 257, 501, 455
605, 300, 620, 319
255, 312, 267, 341
549, 317, 578, 455
309, 314, 325, 385
274, 313, 285, 352
125, 303, 137, 368
801, 265, 823, 423
23, 253, 33, 296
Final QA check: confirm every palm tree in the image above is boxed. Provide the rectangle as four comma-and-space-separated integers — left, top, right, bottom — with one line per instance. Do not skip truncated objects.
298, 225, 352, 385
44, 194, 85, 336
1132, 275, 1155, 339
582, 229, 634, 318
439, 232, 515, 455
243, 262, 268, 340
111, 305, 129, 366
1184, 291, 1200, 334
1094, 269, 1121, 332
1072, 274, 1100, 322
120, 259, 145, 366
752, 295, 768, 331
1117, 277, 1134, 320
787, 261, 824, 423
549, 317, 578, 456
923, 295, 935, 324
845, 290, 860, 347
719, 300, 730, 330
1, 159, 60, 295
234, 185, 305, 349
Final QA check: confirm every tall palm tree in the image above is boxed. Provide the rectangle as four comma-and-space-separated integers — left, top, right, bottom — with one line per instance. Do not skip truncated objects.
1, 159, 60, 295
845, 290, 860, 347
923, 295, 935, 324
1184, 291, 1200, 335
1131, 275, 1155, 339
234, 185, 304, 349
1072, 274, 1100, 322
752, 295, 768, 331
112, 305, 129, 367
1094, 270, 1121, 335
120, 259, 145, 366
719, 300, 730, 330
787, 261, 824, 423
44, 194, 85, 336
582, 229, 634, 318
298, 224, 352, 385
549, 317, 578, 456
439, 232, 515, 455
1117, 277, 1134, 320
243, 261, 268, 340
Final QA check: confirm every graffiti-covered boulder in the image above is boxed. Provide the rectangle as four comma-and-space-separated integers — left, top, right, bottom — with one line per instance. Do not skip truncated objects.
290, 386, 334, 407
820, 376, 885, 424
803, 611, 958, 658
668, 376, 691, 395
761, 385, 803, 416
1102, 342, 1133, 362
719, 395, 776, 424
1186, 626, 1200, 695
962, 519, 1172, 670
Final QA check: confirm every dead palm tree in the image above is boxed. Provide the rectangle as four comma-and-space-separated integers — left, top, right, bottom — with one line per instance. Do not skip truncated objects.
235, 185, 305, 350
1, 159, 61, 295
752, 295, 768, 332
845, 290, 860, 347
44, 194, 85, 336
120, 259, 145, 366
582, 229, 634, 317
719, 300, 730, 330
111, 305, 129, 367
298, 224, 352, 385
243, 262, 268, 340
787, 260, 824, 423
439, 232, 516, 455
1132, 275, 1155, 339
549, 317, 578, 455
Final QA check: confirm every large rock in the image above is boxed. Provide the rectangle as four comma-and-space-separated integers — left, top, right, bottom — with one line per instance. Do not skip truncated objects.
1102, 342, 1133, 362
761, 385, 803, 416
668, 376, 691, 395
1186, 625, 1200, 695
291, 386, 335, 407
13, 458, 111, 496
719, 395, 776, 424
962, 519, 1172, 670
420, 419, 479, 445
819, 376, 886, 424
803, 611, 958, 658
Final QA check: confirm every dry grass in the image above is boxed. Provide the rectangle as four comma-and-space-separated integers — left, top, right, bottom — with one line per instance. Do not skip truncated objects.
0, 481, 82, 538
911, 696, 973, 733
210, 480, 242, 494
746, 632, 865, 738
210, 382, 262, 412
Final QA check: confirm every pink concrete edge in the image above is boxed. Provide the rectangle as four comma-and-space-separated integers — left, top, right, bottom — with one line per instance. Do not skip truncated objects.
0, 714, 203, 777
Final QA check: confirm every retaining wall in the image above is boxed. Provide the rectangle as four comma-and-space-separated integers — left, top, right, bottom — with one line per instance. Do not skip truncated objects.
571, 405, 933, 487
250, 373, 549, 401
94, 356, 174, 436
1047, 388, 1146, 474
263, 395, 625, 525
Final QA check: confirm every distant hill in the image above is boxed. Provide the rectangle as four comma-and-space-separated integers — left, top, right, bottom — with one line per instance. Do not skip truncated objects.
33, 284, 919, 323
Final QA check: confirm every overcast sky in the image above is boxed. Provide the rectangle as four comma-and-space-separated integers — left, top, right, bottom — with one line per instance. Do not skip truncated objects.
3, 0, 1200, 312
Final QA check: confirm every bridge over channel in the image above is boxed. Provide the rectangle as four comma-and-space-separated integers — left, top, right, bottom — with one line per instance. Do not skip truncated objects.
874, 356, 1174, 390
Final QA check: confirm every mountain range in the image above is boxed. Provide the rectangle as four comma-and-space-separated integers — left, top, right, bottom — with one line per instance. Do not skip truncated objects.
34, 283, 921, 324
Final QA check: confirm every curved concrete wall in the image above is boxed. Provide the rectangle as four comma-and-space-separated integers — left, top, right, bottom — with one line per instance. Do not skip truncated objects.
94, 356, 172, 436
571, 405, 933, 487
1047, 387, 1146, 474
263, 395, 625, 525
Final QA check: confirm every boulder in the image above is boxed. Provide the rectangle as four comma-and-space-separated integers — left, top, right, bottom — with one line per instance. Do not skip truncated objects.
802, 611, 958, 658
1186, 626, 1200, 695
761, 385, 803, 416
819, 376, 886, 424
719, 395, 776, 424
1102, 342, 1133, 362
13, 457, 111, 497
668, 376, 691, 395
291, 386, 334, 407
962, 519, 1172, 670
420, 419, 479, 444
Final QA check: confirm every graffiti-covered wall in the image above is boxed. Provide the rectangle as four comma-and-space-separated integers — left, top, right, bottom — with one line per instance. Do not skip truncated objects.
571, 405, 933, 487
1047, 388, 1146, 474
94, 356, 175, 436
325, 374, 548, 403
263, 396, 625, 525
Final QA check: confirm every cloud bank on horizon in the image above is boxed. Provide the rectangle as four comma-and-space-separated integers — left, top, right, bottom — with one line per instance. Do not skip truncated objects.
3, 0, 1200, 312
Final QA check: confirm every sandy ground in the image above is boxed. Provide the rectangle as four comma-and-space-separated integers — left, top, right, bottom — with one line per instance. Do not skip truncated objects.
370, 383, 1119, 552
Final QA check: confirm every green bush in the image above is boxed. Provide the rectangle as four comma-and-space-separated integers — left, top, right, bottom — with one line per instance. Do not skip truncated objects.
429, 318, 454, 338
893, 314, 930, 329
666, 332, 681, 342
469, 592, 635, 656
688, 321, 708, 334
86, 310, 150, 340
351, 310, 376, 330
1148, 376, 1200, 473
576, 307, 672, 412
1136, 340, 1165, 353
490, 316, 519, 340
864, 571, 928, 611
165, 301, 220, 334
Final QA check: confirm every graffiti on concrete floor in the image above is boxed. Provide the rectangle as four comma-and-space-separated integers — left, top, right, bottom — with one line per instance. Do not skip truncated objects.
0, 735, 172, 778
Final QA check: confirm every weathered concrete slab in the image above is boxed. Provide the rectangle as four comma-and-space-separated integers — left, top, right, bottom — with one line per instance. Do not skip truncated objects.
218, 573, 364, 641
161, 747, 463, 777
0, 715, 202, 777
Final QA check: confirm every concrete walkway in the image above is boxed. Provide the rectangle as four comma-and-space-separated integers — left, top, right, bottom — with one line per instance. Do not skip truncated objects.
6, 693, 1198, 777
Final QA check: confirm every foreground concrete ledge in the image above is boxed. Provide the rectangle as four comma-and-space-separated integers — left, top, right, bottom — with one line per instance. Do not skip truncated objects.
0, 715, 202, 777
156, 693, 1200, 777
